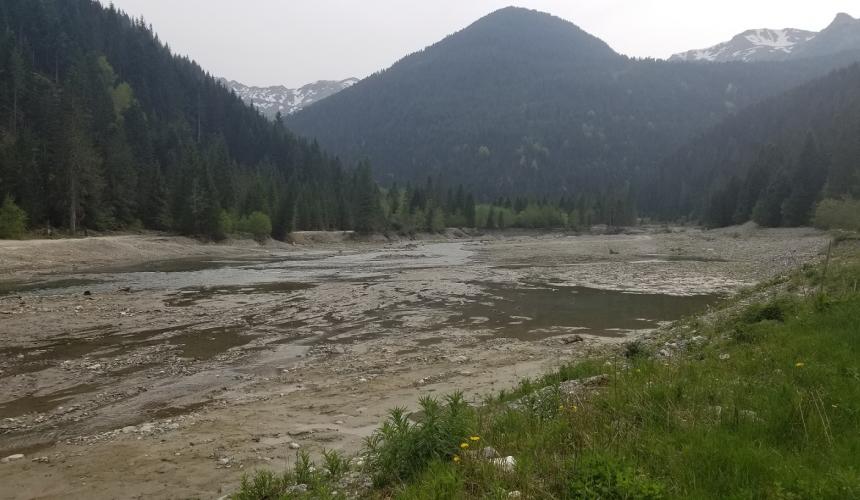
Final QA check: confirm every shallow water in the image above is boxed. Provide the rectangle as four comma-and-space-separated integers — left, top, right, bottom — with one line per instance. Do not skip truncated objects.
449, 282, 719, 340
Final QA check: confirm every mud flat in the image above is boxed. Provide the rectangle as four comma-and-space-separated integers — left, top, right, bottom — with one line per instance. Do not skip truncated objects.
0, 226, 828, 499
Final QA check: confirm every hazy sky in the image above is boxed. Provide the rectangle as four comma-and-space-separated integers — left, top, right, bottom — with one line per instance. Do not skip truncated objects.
105, 0, 860, 87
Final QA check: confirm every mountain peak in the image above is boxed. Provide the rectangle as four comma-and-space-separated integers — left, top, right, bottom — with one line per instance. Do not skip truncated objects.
220, 78, 358, 119
438, 6, 620, 62
672, 12, 860, 62
831, 12, 857, 26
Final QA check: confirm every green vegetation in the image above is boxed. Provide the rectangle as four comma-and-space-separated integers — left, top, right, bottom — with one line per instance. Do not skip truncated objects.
0, 195, 27, 239
231, 450, 350, 500
658, 64, 860, 227
814, 198, 860, 232
364, 394, 474, 487
241, 212, 273, 243
287, 7, 859, 203
235, 240, 860, 499
0, 0, 387, 241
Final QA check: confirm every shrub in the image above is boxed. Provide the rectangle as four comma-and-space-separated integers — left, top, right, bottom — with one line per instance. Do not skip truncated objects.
813, 198, 860, 231
241, 211, 272, 242
232, 469, 290, 500
0, 195, 28, 239
363, 393, 473, 486
322, 449, 350, 480
740, 297, 796, 324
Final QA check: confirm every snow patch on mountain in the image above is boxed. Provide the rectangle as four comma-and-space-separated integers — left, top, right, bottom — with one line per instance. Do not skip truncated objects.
670, 13, 859, 63
220, 78, 359, 119
672, 28, 816, 62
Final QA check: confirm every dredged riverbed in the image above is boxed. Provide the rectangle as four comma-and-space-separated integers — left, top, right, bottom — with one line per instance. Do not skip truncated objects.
0, 226, 828, 499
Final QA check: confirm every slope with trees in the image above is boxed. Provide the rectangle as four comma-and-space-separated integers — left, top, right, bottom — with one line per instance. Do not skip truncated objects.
0, 0, 382, 239
653, 63, 860, 227
287, 7, 860, 201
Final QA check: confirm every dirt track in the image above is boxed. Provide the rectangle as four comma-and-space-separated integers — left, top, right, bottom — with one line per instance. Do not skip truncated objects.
0, 226, 828, 499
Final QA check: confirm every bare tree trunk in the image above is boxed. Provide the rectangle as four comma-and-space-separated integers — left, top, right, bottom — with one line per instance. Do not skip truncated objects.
11, 87, 16, 135
69, 176, 77, 235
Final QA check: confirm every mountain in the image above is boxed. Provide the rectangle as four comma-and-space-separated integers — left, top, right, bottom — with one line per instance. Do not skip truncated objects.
0, 0, 380, 238
288, 7, 860, 198
219, 78, 359, 119
650, 63, 860, 225
671, 13, 860, 62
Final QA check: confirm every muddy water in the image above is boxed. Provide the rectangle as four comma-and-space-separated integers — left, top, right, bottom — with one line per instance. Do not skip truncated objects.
452, 283, 718, 340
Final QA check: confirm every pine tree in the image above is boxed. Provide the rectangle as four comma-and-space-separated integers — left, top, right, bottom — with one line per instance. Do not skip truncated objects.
781, 133, 829, 227
353, 162, 381, 233
752, 175, 790, 227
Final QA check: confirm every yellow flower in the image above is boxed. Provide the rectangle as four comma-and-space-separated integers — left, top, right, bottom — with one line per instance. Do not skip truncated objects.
469, 436, 481, 442
460, 442, 469, 449
570, 405, 578, 412
795, 362, 805, 368
452, 455, 461, 463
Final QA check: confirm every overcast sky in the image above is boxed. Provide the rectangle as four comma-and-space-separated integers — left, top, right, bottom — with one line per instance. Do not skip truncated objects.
105, 0, 860, 87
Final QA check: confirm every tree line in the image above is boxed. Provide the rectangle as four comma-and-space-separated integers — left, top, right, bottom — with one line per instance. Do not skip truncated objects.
0, 0, 384, 240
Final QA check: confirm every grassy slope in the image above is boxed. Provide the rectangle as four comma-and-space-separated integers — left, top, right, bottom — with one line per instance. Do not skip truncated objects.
235, 238, 860, 500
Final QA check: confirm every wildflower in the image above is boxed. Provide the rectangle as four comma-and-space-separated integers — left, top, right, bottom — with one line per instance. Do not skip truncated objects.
460, 442, 469, 450
469, 436, 481, 442
570, 405, 578, 412
795, 362, 805, 368
452, 455, 461, 463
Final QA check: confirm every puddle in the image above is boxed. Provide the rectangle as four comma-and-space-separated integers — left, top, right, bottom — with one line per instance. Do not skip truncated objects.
450, 282, 719, 341
146, 401, 211, 420
0, 278, 102, 296
415, 337, 445, 347
0, 322, 244, 377
165, 282, 314, 307
168, 326, 256, 359
0, 383, 102, 419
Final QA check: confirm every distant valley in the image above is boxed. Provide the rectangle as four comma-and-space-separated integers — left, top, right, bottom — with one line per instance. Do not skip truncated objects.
220, 77, 358, 119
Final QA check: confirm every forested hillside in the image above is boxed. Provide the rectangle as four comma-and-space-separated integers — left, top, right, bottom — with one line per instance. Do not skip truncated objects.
0, 0, 382, 239
287, 7, 860, 201
651, 63, 860, 227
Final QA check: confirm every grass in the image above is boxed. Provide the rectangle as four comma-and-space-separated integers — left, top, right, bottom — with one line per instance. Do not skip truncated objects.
234, 239, 860, 499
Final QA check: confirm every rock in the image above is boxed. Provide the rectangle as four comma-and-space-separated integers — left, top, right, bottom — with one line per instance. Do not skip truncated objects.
121, 426, 137, 434
87, 363, 102, 370
31, 456, 49, 463
719, 353, 730, 360
358, 377, 368, 383
139, 423, 155, 433
450, 355, 469, 363
561, 334, 584, 344
334, 420, 345, 425
288, 442, 301, 450
481, 446, 500, 459
491, 456, 516, 473
690, 335, 706, 343
508, 492, 522, 498
659, 349, 671, 357
286, 484, 308, 494
217, 457, 231, 466
83, 290, 92, 296
1, 454, 24, 463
